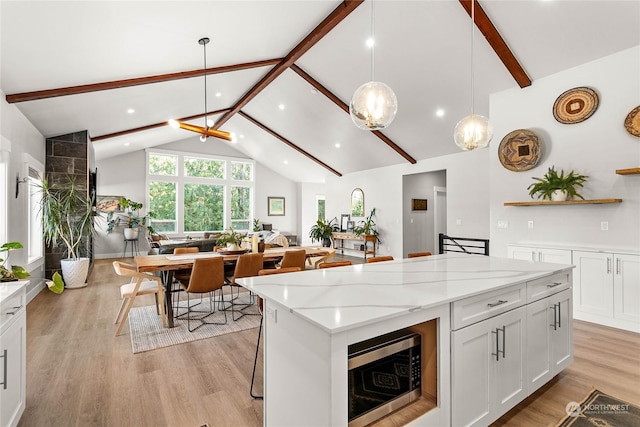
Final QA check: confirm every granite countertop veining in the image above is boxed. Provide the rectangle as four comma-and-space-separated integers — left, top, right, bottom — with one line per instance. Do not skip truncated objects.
237, 253, 573, 333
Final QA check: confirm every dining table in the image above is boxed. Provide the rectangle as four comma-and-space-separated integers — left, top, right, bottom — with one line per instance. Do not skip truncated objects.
134, 246, 331, 327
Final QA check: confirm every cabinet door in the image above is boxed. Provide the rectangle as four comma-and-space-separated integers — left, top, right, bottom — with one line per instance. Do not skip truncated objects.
573, 251, 614, 317
0, 310, 26, 427
491, 306, 527, 421
539, 248, 572, 265
614, 253, 640, 324
451, 320, 492, 427
526, 298, 553, 392
507, 246, 536, 262
549, 290, 573, 373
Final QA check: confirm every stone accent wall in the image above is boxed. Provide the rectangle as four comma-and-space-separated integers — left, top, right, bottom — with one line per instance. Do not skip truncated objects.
44, 130, 92, 279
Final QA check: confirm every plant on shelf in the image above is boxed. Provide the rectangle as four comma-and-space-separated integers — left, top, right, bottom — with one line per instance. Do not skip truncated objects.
105, 197, 153, 239
527, 166, 588, 201
309, 217, 338, 247
253, 218, 261, 232
217, 228, 245, 250
0, 242, 30, 282
41, 175, 96, 288
353, 208, 381, 243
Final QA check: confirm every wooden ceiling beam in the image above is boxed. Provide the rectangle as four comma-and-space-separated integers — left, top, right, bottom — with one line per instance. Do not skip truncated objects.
214, 0, 364, 129
459, 0, 531, 88
91, 108, 231, 142
238, 111, 342, 177
290, 64, 417, 164
5, 59, 282, 103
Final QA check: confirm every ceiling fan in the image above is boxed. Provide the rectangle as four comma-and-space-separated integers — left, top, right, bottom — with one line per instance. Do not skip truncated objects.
168, 37, 234, 142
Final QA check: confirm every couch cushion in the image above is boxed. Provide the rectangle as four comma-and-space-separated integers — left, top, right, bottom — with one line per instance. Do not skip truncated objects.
157, 239, 218, 254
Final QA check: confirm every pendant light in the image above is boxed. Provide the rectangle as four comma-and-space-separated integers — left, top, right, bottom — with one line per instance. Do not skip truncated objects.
453, 0, 493, 150
168, 37, 234, 142
349, 0, 398, 130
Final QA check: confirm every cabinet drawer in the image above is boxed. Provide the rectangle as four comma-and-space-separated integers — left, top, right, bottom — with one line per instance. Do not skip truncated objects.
452, 283, 526, 330
1, 291, 25, 332
527, 271, 571, 303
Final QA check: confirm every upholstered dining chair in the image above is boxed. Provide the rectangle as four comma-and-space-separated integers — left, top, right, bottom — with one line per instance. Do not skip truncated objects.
179, 256, 227, 332
318, 260, 353, 269
408, 251, 432, 258
227, 253, 264, 320
173, 246, 199, 286
280, 249, 306, 271
367, 256, 394, 263
251, 266, 302, 399
112, 261, 166, 336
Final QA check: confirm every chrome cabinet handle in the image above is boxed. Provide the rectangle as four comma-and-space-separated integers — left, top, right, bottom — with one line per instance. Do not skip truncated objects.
616, 258, 621, 275
0, 349, 6, 390
607, 257, 612, 274
558, 302, 562, 329
487, 300, 507, 308
5, 305, 23, 316
492, 328, 499, 361
550, 304, 558, 330
547, 282, 563, 288
532, 251, 536, 262
491, 326, 506, 361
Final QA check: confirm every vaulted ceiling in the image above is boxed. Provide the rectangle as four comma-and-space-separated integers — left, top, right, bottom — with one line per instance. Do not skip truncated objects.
2, 1, 639, 183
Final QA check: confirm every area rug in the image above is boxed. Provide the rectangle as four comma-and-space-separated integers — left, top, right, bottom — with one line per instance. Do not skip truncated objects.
556, 388, 640, 426
128, 293, 261, 354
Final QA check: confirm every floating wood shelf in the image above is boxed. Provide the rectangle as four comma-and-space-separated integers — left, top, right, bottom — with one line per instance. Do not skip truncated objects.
616, 168, 640, 175
504, 199, 622, 207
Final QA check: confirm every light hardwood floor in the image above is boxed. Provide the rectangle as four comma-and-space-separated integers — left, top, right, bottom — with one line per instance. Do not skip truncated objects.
18, 257, 640, 427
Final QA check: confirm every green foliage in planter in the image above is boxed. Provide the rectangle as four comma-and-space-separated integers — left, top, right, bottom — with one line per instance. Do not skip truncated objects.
253, 218, 261, 232
309, 218, 338, 243
353, 208, 381, 243
0, 241, 30, 282
105, 197, 154, 233
527, 166, 588, 200
217, 228, 245, 246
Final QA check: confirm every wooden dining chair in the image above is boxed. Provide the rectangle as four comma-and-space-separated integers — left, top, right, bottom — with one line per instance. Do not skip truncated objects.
250, 266, 302, 399
308, 247, 337, 269
180, 256, 227, 332
408, 251, 432, 258
318, 260, 352, 269
113, 261, 166, 336
280, 249, 306, 271
367, 256, 394, 263
227, 253, 264, 320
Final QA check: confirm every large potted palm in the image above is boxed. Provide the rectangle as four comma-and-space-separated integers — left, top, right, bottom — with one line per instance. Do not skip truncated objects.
41, 175, 95, 289
309, 218, 338, 247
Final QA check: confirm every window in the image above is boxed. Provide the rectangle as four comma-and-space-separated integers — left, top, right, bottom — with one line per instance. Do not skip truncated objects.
147, 149, 254, 235
23, 154, 44, 266
0, 143, 8, 245
317, 195, 326, 220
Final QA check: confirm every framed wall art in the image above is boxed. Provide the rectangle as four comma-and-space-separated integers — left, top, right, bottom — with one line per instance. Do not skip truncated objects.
411, 198, 428, 211
96, 195, 122, 212
268, 197, 285, 216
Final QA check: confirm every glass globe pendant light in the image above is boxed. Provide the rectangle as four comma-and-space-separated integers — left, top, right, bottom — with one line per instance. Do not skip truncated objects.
454, 0, 493, 150
350, 0, 398, 130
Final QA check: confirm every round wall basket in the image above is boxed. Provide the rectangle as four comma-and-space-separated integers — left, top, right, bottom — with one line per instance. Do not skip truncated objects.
624, 105, 640, 137
498, 129, 542, 172
553, 87, 599, 124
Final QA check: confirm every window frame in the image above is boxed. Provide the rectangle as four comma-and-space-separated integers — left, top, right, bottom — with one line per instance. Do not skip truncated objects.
146, 148, 255, 236
23, 153, 44, 270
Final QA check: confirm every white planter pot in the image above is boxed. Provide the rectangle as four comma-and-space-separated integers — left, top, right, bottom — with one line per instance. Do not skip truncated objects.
60, 257, 90, 289
227, 243, 241, 251
551, 190, 568, 202
124, 228, 139, 240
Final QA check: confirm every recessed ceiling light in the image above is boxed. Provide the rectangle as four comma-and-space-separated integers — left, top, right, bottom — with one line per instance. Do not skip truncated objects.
124, 142, 130, 146
215, 92, 222, 97
436, 109, 445, 118
239, 134, 245, 139
127, 108, 135, 114
366, 38, 374, 48
278, 104, 285, 110
283, 160, 288, 165
335, 143, 341, 148
310, 88, 318, 95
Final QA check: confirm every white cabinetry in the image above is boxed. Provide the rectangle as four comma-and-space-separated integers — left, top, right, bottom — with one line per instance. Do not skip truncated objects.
573, 251, 640, 332
507, 245, 572, 264
526, 289, 573, 392
0, 281, 27, 427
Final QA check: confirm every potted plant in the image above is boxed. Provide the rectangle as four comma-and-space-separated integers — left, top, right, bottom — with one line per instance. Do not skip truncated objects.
353, 208, 381, 244
41, 175, 95, 289
217, 228, 245, 251
0, 242, 30, 282
527, 166, 588, 201
309, 217, 338, 247
105, 197, 152, 240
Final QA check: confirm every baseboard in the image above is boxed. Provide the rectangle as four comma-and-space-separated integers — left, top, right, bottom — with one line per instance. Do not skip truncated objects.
26, 278, 46, 304
573, 311, 640, 333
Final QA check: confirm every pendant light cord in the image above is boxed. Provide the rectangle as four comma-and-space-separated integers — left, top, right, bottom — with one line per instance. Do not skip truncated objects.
470, 0, 475, 117
371, 0, 375, 82
203, 41, 208, 129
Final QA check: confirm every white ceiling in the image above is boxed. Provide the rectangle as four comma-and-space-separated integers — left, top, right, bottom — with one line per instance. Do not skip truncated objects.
2, 1, 639, 183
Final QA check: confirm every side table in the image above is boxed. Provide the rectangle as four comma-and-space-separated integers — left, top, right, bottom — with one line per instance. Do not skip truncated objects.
123, 238, 139, 258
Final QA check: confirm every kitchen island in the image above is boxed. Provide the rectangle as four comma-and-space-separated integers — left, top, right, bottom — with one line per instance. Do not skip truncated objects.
238, 253, 573, 426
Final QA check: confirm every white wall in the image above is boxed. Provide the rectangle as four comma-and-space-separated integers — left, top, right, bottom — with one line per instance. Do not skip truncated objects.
489, 46, 640, 256
323, 148, 490, 258
299, 182, 327, 247
94, 136, 299, 258
1, 90, 47, 297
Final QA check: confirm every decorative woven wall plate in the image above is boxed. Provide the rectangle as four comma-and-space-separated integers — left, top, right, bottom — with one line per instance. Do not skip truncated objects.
553, 87, 599, 124
498, 129, 542, 172
624, 105, 640, 137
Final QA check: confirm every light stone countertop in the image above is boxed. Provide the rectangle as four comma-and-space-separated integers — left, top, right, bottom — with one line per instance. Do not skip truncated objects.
237, 253, 573, 333
0, 279, 28, 304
